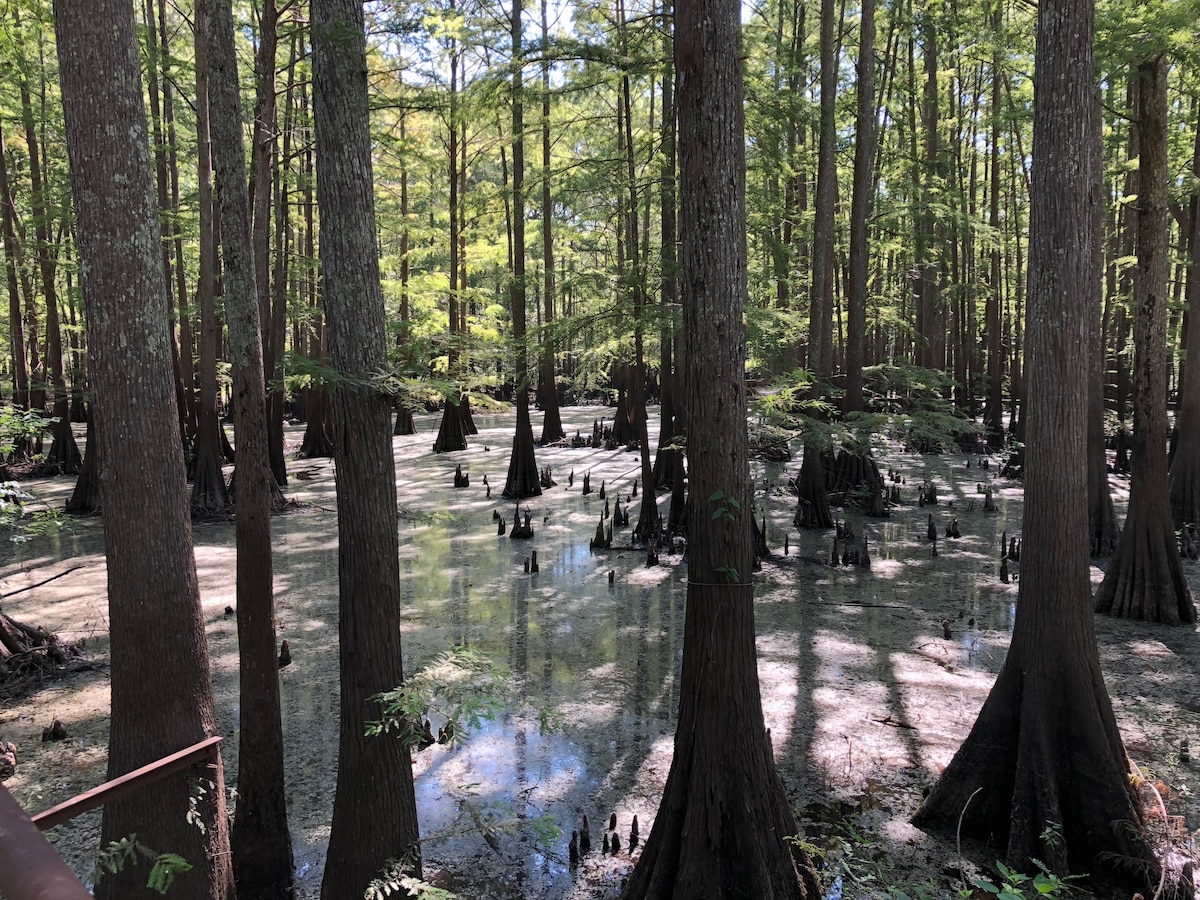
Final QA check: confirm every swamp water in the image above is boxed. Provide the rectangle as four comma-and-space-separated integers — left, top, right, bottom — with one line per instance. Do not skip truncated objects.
4, 406, 1131, 899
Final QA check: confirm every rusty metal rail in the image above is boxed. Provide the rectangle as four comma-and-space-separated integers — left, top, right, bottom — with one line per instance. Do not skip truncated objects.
0, 735, 222, 899
32, 735, 222, 831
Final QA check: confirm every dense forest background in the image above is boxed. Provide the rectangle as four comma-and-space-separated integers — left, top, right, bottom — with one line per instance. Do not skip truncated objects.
0, 0, 1195, 456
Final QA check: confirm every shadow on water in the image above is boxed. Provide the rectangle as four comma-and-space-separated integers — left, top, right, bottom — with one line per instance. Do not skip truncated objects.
757, 447, 1021, 826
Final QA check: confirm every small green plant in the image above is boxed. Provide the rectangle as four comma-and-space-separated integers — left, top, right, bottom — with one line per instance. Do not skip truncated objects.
708, 489, 740, 522
364, 847, 456, 900
713, 565, 741, 583
1040, 822, 1064, 853
369, 646, 560, 746
974, 858, 1079, 899
89, 835, 192, 895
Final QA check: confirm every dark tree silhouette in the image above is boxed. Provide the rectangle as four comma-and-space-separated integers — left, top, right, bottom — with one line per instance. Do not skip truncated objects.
619, 0, 819, 892
312, 1, 421, 895
433, 392, 469, 452
394, 405, 417, 435
56, 1, 235, 897
66, 414, 100, 514
298, 383, 336, 458
1094, 56, 1195, 624
794, 441, 834, 530
913, 1, 1162, 889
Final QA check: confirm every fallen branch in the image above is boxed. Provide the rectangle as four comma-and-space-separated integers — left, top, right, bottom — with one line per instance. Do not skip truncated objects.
1, 565, 86, 600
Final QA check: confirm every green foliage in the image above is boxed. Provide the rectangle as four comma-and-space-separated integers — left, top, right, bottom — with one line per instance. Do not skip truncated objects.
89, 835, 192, 895
368, 646, 561, 746
708, 489, 741, 523
147, 854, 193, 894
365, 847, 457, 900
0, 406, 52, 457
713, 566, 741, 584
973, 859, 1079, 900
789, 820, 942, 900
853, 365, 982, 453
895, 407, 982, 455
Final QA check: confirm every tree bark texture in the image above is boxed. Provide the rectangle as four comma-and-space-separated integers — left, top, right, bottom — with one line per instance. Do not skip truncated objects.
204, 0, 295, 895
55, 2, 234, 897
312, 1, 422, 895
913, 2, 1161, 889
1095, 56, 1196, 624
619, 0, 818, 893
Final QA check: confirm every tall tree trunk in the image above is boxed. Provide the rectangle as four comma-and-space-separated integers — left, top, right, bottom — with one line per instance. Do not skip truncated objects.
20, 77, 80, 472
808, 0, 837, 382
843, 0, 874, 414
394, 84, 416, 437
620, 0, 819, 891
142, 0, 188, 445
55, 2, 235, 897
297, 99, 336, 461
205, 1, 295, 896
652, 20, 681, 491
916, 8, 943, 372
191, 4, 230, 514
615, 0, 658, 538
536, 0, 564, 445
1088, 83, 1119, 555
163, 0, 198, 438
982, 8, 1005, 447
1095, 56, 1195, 624
251, 0, 288, 488
504, 0, 542, 499
913, 3, 1163, 889
0, 124, 28, 420
313, 2, 422, 894
435, 29, 468, 453
1168, 109, 1200, 527
272, 28, 298, 449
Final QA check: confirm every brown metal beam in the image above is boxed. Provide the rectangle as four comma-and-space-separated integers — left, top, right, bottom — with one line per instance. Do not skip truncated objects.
32, 735, 222, 831
0, 784, 92, 900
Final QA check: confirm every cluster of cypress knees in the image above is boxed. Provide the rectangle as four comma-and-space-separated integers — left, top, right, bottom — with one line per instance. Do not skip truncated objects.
567, 812, 639, 865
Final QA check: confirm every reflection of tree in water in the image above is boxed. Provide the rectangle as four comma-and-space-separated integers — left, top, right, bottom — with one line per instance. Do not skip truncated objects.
451, 555, 471, 649
508, 574, 538, 890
